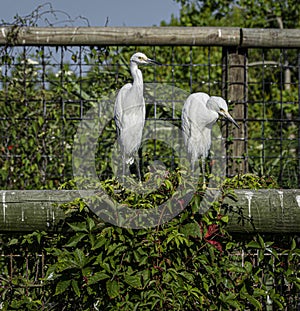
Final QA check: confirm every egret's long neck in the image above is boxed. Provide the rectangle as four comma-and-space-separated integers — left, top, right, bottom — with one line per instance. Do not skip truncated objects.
206, 99, 219, 115
206, 99, 220, 124
130, 62, 143, 90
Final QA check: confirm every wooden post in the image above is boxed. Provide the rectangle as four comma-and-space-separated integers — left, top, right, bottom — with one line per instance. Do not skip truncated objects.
222, 47, 248, 176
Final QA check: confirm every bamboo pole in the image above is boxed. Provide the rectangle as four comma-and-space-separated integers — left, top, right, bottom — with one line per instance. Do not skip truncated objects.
0, 190, 300, 233
0, 27, 299, 47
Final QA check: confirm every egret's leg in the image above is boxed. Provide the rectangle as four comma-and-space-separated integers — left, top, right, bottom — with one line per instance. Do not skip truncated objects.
191, 159, 198, 179
134, 154, 142, 182
122, 157, 126, 184
191, 161, 194, 174
201, 158, 207, 189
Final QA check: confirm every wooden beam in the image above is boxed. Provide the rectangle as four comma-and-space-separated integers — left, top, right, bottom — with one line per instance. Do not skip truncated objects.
0, 26, 299, 48
224, 189, 300, 233
0, 26, 241, 46
242, 28, 300, 48
0, 190, 71, 232
0, 190, 300, 233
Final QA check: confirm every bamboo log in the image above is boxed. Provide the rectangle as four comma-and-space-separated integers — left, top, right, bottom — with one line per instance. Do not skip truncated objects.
0, 190, 300, 233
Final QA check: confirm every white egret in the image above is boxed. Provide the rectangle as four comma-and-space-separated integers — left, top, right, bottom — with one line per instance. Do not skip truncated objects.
114, 52, 161, 180
181, 92, 239, 182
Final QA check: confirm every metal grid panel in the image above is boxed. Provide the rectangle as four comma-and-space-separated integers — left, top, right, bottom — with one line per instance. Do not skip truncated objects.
0, 236, 299, 310
0, 41, 299, 310
0, 251, 46, 308
0, 45, 299, 188
247, 48, 300, 187
0, 45, 224, 188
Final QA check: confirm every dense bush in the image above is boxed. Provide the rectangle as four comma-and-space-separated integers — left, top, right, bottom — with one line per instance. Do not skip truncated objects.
0, 180, 299, 310
0, 3, 300, 310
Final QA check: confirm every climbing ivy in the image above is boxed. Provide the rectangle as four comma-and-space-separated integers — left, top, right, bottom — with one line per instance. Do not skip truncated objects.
0, 4, 299, 310
1, 178, 299, 310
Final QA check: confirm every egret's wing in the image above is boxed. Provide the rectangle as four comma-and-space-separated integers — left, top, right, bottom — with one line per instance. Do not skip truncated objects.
114, 82, 145, 163
114, 83, 132, 136
181, 99, 192, 146
182, 93, 211, 164
183, 93, 210, 135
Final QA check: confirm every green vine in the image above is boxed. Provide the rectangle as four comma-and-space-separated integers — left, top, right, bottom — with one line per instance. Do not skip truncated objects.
1, 176, 299, 310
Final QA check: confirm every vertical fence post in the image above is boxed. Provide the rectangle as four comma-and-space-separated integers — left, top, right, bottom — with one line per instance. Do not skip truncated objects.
222, 47, 248, 176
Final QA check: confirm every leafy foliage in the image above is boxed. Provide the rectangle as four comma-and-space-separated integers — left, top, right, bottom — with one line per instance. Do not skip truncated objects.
222, 173, 279, 189
172, 0, 300, 28
1, 181, 299, 310
0, 3, 300, 310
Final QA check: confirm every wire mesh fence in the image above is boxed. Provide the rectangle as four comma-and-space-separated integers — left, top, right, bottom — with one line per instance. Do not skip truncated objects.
0, 43, 299, 189
0, 233, 299, 310
246, 48, 300, 187
0, 28, 300, 309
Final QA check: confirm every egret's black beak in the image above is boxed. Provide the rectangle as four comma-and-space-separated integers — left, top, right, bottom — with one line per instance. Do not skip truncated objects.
147, 58, 162, 65
221, 111, 240, 129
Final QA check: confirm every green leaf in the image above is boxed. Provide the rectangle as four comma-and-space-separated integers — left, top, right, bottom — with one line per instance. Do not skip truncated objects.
67, 222, 88, 232
74, 248, 87, 268
71, 279, 81, 297
220, 292, 241, 309
243, 293, 262, 309
291, 238, 296, 250
92, 236, 107, 250
221, 215, 229, 223
65, 233, 87, 247
87, 217, 95, 232
164, 179, 173, 190
227, 299, 241, 309
55, 279, 71, 296
106, 279, 119, 298
107, 242, 122, 255
258, 235, 265, 248
178, 271, 194, 282
38, 116, 44, 126
180, 222, 201, 238
124, 274, 142, 289
228, 264, 245, 274
88, 272, 110, 285
246, 240, 261, 249
8, 238, 19, 246
244, 261, 253, 274
266, 247, 279, 260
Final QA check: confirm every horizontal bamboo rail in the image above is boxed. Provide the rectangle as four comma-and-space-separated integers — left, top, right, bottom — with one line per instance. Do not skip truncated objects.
0, 27, 299, 47
0, 190, 300, 233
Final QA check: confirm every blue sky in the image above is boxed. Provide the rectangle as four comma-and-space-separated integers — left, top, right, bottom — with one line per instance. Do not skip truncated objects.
1, 0, 180, 26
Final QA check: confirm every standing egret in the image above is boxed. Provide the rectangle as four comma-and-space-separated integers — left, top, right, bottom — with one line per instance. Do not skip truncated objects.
114, 52, 161, 180
182, 92, 239, 183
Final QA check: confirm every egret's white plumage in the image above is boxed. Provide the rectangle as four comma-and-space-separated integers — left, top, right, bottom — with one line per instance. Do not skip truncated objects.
182, 92, 239, 178
114, 52, 161, 178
